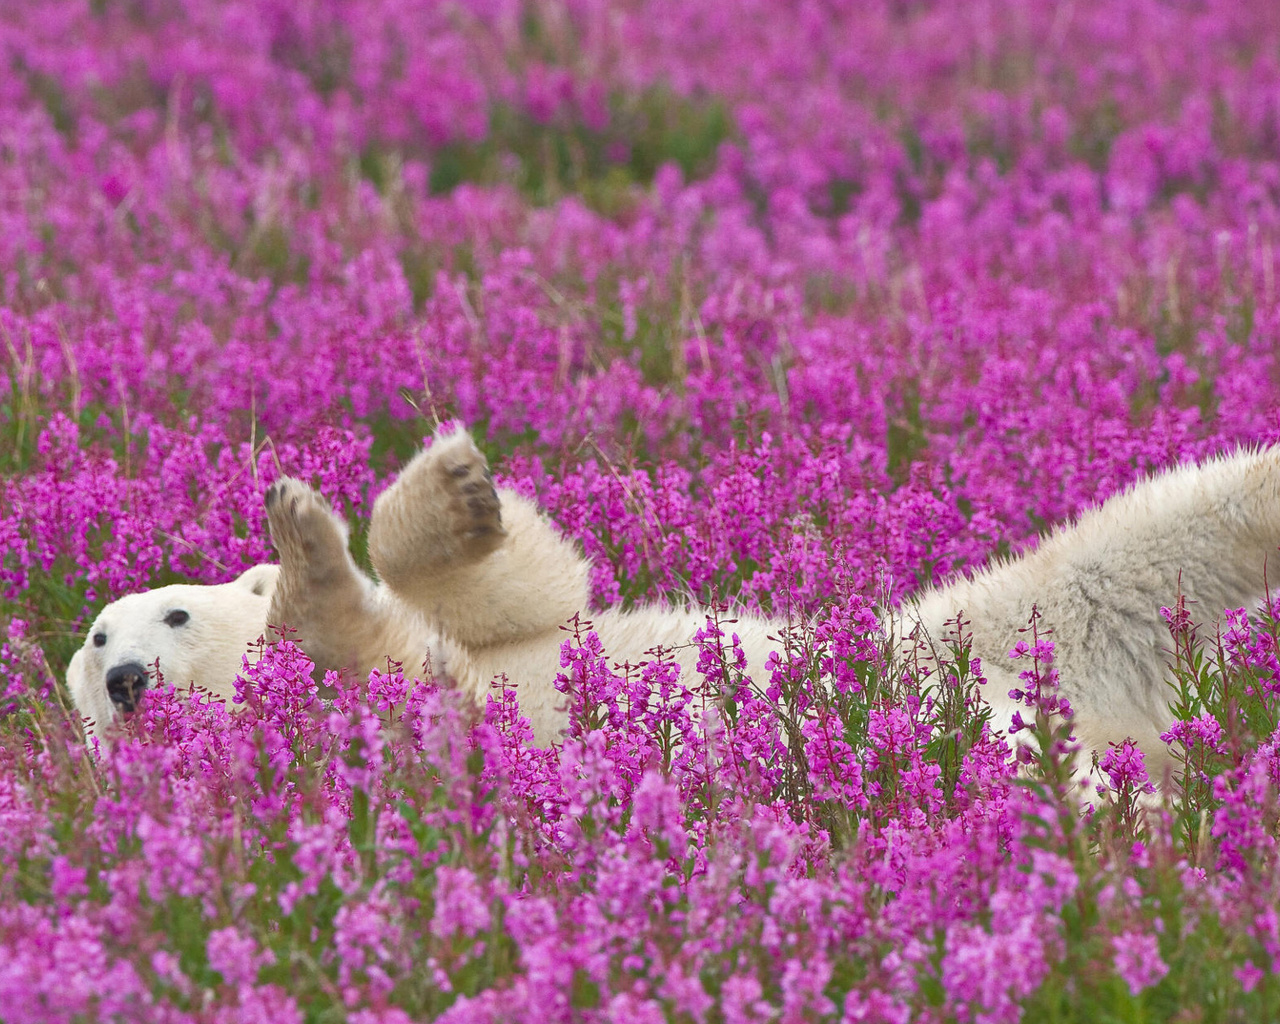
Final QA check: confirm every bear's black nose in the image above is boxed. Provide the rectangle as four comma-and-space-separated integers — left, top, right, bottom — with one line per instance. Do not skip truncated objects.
105, 662, 150, 712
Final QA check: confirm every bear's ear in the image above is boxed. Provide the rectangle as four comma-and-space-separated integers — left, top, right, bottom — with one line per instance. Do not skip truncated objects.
233, 564, 280, 599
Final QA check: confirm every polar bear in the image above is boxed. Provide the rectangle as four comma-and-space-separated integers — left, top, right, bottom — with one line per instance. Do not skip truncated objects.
65, 564, 280, 738
65, 428, 781, 744
65, 425, 1280, 786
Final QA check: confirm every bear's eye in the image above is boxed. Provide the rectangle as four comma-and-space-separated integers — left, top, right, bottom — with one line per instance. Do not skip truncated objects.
92, 632, 107, 648
164, 610, 190, 628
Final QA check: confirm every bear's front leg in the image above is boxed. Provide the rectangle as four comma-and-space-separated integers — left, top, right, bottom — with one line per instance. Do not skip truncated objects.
370, 428, 590, 649
368, 429, 507, 583
265, 478, 379, 678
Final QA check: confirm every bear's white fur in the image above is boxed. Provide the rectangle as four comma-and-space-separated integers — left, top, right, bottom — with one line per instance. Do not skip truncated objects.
905, 446, 1280, 783
66, 428, 1280, 785
66, 564, 279, 739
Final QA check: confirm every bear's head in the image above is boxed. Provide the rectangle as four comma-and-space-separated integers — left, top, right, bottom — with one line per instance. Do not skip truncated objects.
66, 564, 280, 737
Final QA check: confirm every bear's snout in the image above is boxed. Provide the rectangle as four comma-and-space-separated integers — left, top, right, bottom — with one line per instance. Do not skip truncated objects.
105, 662, 150, 712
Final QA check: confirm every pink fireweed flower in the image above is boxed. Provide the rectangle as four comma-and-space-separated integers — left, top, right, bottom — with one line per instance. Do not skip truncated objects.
1097, 739, 1155, 796
431, 866, 492, 942
1219, 607, 1280, 696
349, 1010, 417, 1024
555, 622, 623, 736
0, 617, 58, 713
328, 706, 387, 791
867, 705, 916, 757
1007, 635, 1071, 721
1111, 930, 1169, 995
279, 806, 361, 913
207, 926, 274, 988
48, 856, 88, 906
1160, 713, 1226, 754
135, 808, 213, 901
694, 615, 749, 691
1236, 960, 1265, 993
942, 917, 1051, 1024
720, 973, 770, 1024
629, 770, 690, 860
1209, 731, 1280, 874
812, 591, 884, 696
334, 891, 403, 999
1160, 600, 1195, 636
801, 712, 868, 809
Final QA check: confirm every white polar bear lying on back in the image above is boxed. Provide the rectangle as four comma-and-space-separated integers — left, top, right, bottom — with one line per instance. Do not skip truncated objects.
66, 426, 1280, 783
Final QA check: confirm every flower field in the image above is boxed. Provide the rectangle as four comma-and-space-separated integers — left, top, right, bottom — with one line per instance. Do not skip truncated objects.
6, 0, 1280, 1019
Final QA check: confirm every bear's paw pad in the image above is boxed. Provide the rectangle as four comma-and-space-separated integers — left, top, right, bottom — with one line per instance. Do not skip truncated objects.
265, 478, 347, 567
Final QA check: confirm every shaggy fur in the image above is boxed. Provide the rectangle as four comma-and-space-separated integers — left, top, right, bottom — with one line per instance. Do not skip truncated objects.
902, 446, 1280, 782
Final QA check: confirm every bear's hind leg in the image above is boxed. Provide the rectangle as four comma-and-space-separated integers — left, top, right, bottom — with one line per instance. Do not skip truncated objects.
265, 478, 379, 677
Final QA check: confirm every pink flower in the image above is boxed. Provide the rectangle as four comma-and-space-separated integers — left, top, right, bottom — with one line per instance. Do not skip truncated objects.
1235, 960, 1265, 993
1098, 739, 1155, 796
1160, 713, 1226, 753
207, 926, 273, 988
431, 867, 492, 942
1111, 930, 1169, 995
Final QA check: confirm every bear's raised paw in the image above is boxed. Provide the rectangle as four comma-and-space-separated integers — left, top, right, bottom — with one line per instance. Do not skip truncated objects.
264, 477, 372, 672
265, 477, 354, 588
368, 429, 507, 586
